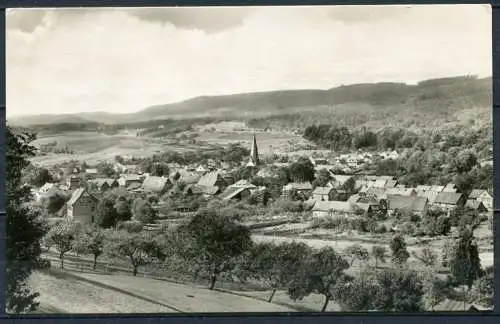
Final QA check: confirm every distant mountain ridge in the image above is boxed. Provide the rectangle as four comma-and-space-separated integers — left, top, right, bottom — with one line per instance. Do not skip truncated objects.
8, 75, 492, 127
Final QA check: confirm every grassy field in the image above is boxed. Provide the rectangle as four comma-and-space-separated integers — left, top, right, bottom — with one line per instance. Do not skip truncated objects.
46, 270, 297, 313
29, 270, 174, 314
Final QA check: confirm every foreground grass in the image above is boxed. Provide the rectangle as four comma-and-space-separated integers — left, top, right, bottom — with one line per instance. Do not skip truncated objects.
29, 270, 175, 314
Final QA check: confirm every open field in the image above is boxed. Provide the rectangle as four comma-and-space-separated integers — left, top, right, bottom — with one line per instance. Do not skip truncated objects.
29, 131, 209, 166
31, 267, 298, 313
29, 270, 175, 313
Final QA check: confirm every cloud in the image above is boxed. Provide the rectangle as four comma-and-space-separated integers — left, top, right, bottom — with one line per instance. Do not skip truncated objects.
6, 5, 491, 117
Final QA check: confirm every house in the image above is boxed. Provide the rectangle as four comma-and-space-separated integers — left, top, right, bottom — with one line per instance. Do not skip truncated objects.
416, 185, 432, 192
220, 186, 252, 201
364, 187, 387, 199
175, 170, 201, 185
66, 188, 98, 224
85, 168, 99, 179
39, 182, 56, 195
195, 185, 221, 198
89, 178, 118, 191
442, 183, 458, 193
311, 187, 336, 201
329, 175, 353, 189
430, 185, 445, 192
197, 171, 227, 189
282, 182, 313, 201
465, 199, 488, 213
468, 189, 493, 211
433, 192, 466, 211
195, 165, 209, 174
417, 190, 439, 205
312, 201, 354, 218
118, 174, 144, 188
385, 187, 417, 197
65, 175, 81, 190
386, 194, 429, 216
141, 176, 173, 194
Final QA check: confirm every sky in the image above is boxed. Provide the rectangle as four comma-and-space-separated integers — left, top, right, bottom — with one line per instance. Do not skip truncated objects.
6, 5, 492, 117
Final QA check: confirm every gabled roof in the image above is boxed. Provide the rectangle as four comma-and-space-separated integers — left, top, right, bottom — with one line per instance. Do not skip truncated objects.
417, 190, 439, 205
197, 185, 220, 195
90, 178, 117, 187
387, 194, 428, 212
313, 187, 334, 195
283, 182, 313, 191
385, 187, 416, 196
197, 171, 222, 187
233, 179, 257, 188
330, 175, 353, 188
127, 182, 142, 190
347, 194, 362, 204
365, 187, 387, 198
67, 188, 96, 206
220, 186, 250, 200
465, 199, 487, 211
373, 179, 388, 188
469, 189, 491, 199
430, 185, 445, 192
142, 176, 171, 193
434, 192, 464, 205
416, 185, 431, 191
357, 196, 379, 205
384, 180, 397, 188
120, 174, 143, 182
312, 201, 353, 213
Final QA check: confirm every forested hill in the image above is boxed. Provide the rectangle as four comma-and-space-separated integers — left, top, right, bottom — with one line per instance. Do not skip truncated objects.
9, 75, 491, 129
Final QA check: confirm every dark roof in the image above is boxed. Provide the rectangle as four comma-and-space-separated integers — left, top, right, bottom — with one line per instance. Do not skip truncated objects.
67, 188, 96, 206
387, 195, 428, 212
434, 192, 464, 205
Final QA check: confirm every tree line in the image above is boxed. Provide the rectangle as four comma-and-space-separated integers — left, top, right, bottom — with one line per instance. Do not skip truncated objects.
41, 205, 491, 312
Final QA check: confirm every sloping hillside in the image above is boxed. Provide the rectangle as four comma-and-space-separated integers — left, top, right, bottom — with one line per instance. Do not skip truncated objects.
9, 75, 491, 128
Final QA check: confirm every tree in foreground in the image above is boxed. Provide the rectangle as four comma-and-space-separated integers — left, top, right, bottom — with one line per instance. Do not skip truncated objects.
238, 241, 312, 302
371, 245, 387, 269
421, 271, 449, 311
390, 234, 410, 266
372, 268, 424, 312
181, 208, 253, 290
288, 247, 350, 312
73, 225, 106, 269
6, 127, 49, 313
105, 230, 166, 276
449, 228, 482, 290
412, 246, 437, 268
335, 270, 378, 311
344, 244, 369, 267
44, 222, 79, 269
467, 266, 493, 308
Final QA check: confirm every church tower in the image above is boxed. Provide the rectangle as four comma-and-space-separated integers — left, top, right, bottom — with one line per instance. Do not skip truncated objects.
247, 133, 260, 167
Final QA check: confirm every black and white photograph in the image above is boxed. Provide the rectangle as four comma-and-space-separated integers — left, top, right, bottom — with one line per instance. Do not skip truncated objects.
5, 5, 493, 314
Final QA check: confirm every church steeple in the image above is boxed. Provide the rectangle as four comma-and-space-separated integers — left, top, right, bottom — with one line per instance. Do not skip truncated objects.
247, 132, 260, 167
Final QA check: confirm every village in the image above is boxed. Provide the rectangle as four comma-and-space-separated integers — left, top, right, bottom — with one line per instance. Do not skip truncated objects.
21, 130, 494, 313
32, 134, 492, 227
